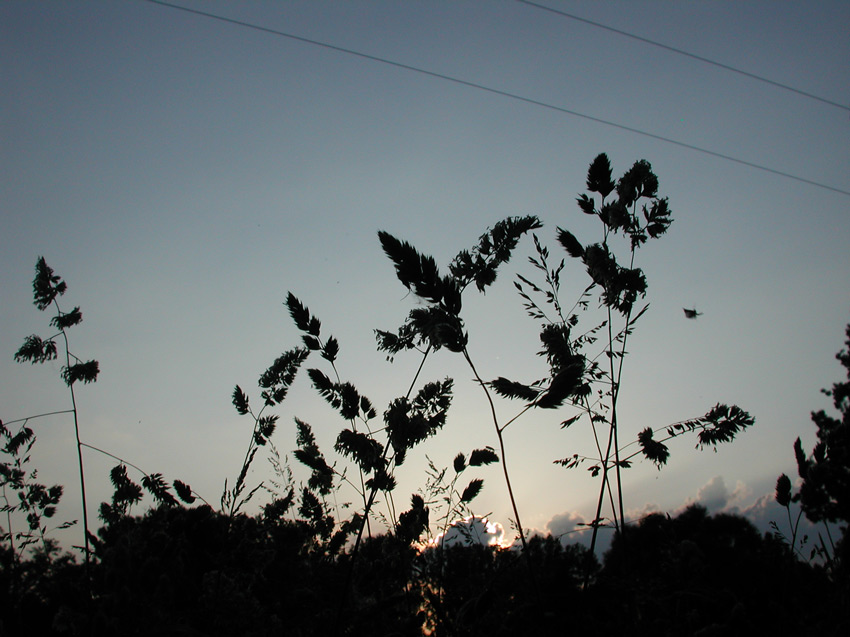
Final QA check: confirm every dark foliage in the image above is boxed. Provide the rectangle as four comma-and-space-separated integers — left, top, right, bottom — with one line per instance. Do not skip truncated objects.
257, 347, 309, 406
792, 322, 850, 526
32, 256, 67, 311
293, 418, 334, 496
637, 427, 670, 468
449, 215, 543, 293
385, 379, 453, 465
14, 335, 58, 364
599, 505, 847, 636
5, 165, 826, 636
0, 503, 666, 637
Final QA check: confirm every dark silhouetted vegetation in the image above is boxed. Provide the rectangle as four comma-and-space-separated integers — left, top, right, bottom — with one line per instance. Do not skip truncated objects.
2, 156, 847, 635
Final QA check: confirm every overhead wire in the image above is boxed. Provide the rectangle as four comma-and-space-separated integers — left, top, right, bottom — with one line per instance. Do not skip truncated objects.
141, 0, 850, 198
515, 0, 850, 114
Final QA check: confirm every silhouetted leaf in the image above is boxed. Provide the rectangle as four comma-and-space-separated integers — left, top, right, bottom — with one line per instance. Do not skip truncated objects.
173, 480, 196, 504
586, 153, 615, 197
617, 159, 658, 205
359, 395, 377, 421
322, 336, 339, 362
299, 488, 333, 538
142, 473, 178, 507
254, 414, 278, 446
775, 474, 792, 507
536, 363, 584, 409
61, 360, 99, 386
696, 404, 754, 448
263, 489, 294, 522
385, 379, 453, 464
378, 231, 445, 303
793, 437, 808, 479
375, 324, 419, 358
366, 469, 396, 493
489, 377, 539, 401
32, 257, 66, 311
460, 478, 484, 503
397, 493, 429, 544
557, 228, 585, 258
638, 427, 670, 469
14, 335, 58, 364
453, 452, 466, 473
3, 427, 34, 457
408, 307, 467, 352
259, 347, 309, 405
644, 197, 672, 238
335, 429, 383, 473
50, 307, 82, 330
232, 385, 250, 415
286, 292, 321, 336
308, 369, 364, 420
108, 464, 143, 510
302, 335, 321, 350
469, 447, 499, 466
449, 216, 542, 292
606, 198, 632, 229
294, 418, 334, 495
576, 193, 596, 215
560, 414, 581, 429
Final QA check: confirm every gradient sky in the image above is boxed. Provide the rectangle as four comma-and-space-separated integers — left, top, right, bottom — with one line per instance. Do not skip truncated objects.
2, 0, 848, 552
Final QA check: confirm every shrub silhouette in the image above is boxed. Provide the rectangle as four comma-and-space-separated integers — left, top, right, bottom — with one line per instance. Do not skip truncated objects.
599, 505, 845, 636
777, 320, 849, 576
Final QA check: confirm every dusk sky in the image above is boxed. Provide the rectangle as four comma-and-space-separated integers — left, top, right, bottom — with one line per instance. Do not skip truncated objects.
2, 0, 848, 552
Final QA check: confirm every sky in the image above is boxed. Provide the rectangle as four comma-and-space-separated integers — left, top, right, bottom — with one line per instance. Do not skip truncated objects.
2, 0, 848, 555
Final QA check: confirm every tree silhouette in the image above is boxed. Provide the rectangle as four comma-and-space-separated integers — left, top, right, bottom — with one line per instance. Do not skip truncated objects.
777, 320, 850, 573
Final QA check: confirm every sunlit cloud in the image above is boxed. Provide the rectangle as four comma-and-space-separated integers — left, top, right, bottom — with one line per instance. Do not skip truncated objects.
428, 516, 512, 549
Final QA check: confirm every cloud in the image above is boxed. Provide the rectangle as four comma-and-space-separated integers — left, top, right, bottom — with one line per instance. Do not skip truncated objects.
536, 509, 627, 554
680, 475, 751, 514
545, 510, 587, 540
692, 475, 729, 510
431, 516, 509, 548
525, 475, 843, 562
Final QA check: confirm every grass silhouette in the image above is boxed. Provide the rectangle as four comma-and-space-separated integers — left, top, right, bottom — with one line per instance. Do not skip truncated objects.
1, 156, 846, 635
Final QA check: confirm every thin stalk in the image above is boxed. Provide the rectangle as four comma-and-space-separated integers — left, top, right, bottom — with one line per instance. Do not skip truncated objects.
60, 326, 91, 574
80, 442, 213, 508
227, 403, 266, 516
328, 357, 372, 534
604, 245, 638, 540
587, 418, 618, 561
462, 348, 527, 550
787, 505, 802, 555
2, 410, 75, 426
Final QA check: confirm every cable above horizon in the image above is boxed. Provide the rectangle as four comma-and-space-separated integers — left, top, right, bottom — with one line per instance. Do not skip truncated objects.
140, 0, 850, 198
515, 0, 850, 114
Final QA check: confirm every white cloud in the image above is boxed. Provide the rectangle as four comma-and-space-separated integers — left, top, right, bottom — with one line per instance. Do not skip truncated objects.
521, 476, 844, 563
430, 516, 509, 549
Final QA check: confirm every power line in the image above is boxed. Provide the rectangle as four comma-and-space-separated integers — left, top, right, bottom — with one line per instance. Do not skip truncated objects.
515, 0, 850, 113
141, 0, 850, 198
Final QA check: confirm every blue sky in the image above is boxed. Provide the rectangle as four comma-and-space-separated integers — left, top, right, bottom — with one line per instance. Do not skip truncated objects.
2, 0, 848, 553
